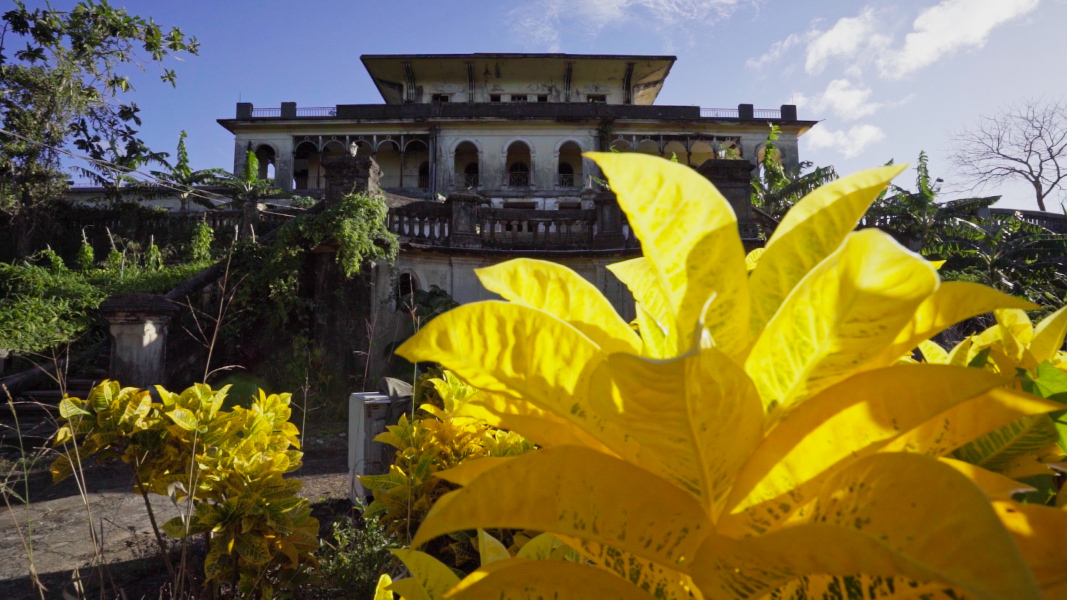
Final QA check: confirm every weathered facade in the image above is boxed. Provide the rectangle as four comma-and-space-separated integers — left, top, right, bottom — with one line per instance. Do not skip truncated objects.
217, 53, 817, 312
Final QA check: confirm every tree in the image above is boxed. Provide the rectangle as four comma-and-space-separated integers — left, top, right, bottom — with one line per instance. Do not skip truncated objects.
751, 124, 838, 220
867, 151, 997, 255
951, 97, 1067, 212
937, 213, 1067, 304
143, 131, 227, 210
0, 1, 198, 255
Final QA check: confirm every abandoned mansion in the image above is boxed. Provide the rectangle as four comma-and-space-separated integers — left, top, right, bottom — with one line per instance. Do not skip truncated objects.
216, 53, 816, 313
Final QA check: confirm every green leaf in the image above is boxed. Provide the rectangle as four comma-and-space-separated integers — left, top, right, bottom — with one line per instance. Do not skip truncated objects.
951, 414, 1061, 472
58, 397, 90, 419
162, 516, 189, 539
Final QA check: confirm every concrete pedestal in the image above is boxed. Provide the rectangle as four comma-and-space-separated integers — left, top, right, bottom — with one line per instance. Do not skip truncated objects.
98, 294, 180, 389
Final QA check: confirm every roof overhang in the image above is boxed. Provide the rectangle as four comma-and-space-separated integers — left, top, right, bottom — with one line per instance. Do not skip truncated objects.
360, 53, 676, 105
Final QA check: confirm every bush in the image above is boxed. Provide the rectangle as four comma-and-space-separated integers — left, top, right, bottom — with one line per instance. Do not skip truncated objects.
51, 381, 319, 599
313, 515, 397, 600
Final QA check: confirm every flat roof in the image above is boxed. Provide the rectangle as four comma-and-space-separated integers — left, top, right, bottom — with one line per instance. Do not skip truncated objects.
360, 53, 677, 105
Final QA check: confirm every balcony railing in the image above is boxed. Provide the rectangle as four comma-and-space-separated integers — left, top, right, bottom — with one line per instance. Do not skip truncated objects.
386, 196, 642, 251
557, 173, 581, 188
250, 108, 281, 117
507, 173, 530, 188
454, 174, 480, 189
753, 109, 783, 119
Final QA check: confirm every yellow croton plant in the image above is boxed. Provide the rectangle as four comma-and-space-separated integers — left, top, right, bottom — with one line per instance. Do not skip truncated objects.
392, 153, 1067, 600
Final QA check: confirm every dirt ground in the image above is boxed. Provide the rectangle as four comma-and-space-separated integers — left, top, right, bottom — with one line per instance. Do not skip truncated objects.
0, 424, 352, 600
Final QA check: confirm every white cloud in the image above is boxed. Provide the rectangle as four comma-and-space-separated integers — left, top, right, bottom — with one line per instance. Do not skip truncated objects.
795, 79, 884, 120
746, 32, 815, 70
752, 0, 1040, 80
509, 0, 754, 50
878, 0, 1040, 79
804, 124, 886, 158
804, 8, 892, 75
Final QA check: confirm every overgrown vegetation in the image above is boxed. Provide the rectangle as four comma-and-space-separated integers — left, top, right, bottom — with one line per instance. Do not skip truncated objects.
0, 242, 209, 354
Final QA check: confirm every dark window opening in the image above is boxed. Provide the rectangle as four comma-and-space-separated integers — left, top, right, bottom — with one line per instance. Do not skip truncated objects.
431, 94, 450, 103
587, 94, 607, 103
537, 95, 549, 102
507, 161, 530, 187
511, 95, 527, 102
558, 201, 581, 210
463, 162, 479, 187
397, 272, 418, 307
417, 161, 430, 189
490, 94, 502, 102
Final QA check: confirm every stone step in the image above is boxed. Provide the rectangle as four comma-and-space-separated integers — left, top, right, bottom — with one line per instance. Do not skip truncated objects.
15, 389, 92, 404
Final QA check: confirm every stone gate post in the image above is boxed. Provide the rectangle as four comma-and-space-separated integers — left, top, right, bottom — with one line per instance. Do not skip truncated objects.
98, 294, 180, 388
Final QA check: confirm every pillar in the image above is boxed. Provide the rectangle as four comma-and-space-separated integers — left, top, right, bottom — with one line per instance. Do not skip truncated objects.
695, 160, 759, 239
322, 156, 381, 206
589, 189, 625, 249
98, 294, 180, 388
446, 192, 483, 248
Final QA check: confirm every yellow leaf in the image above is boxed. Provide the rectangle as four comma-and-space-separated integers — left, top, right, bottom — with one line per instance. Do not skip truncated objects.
396, 302, 610, 448
883, 387, 1066, 457
374, 574, 394, 600
693, 454, 1041, 600
918, 340, 948, 364
1031, 305, 1067, 363
166, 407, 198, 431
607, 257, 674, 356
555, 535, 699, 600
389, 549, 461, 600
592, 347, 763, 516
745, 247, 765, 272
745, 229, 938, 414
749, 164, 907, 336
476, 258, 641, 355
720, 365, 1008, 536
930, 259, 946, 269
457, 392, 613, 452
445, 558, 659, 600
477, 529, 511, 565
590, 151, 749, 355
411, 445, 711, 568
993, 500, 1067, 598
996, 308, 1035, 346
938, 458, 1036, 500
436, 458, 513, 487
876, 282, 1037, 365
515, 533, 567, 560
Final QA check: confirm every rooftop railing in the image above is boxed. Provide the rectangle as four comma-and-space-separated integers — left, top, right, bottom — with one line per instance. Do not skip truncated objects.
700, 108, 739, 118
296, 107, 337, 117
250, 108, 281, 118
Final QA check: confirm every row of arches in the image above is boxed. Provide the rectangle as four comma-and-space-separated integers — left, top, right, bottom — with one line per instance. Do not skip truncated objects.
451, 139, 585, 190
291, 137, 431, 191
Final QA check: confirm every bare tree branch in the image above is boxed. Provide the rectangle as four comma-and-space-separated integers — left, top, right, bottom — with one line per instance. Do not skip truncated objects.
951, 97, 1067, 212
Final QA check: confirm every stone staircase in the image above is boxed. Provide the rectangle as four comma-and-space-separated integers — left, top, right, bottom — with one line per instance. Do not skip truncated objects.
0, 370, 105, 450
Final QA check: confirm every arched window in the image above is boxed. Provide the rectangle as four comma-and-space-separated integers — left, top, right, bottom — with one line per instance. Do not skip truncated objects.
453, 141, 479, 188
253, 145, 276, 180
375, 141, 402, 188
557, 141, 582, 188
417, 161, 430, 189
505, 141, 532, 187
292, 141, 318, 190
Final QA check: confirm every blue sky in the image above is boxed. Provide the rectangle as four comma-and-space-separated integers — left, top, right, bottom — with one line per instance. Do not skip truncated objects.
39, 0, 1067, 210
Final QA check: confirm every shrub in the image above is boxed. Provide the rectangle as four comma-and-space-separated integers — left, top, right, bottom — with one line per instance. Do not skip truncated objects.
51, 381, 319, 599
313, 515, 398, 600
359, 370, 533, 565
392, 153, 1067, 599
